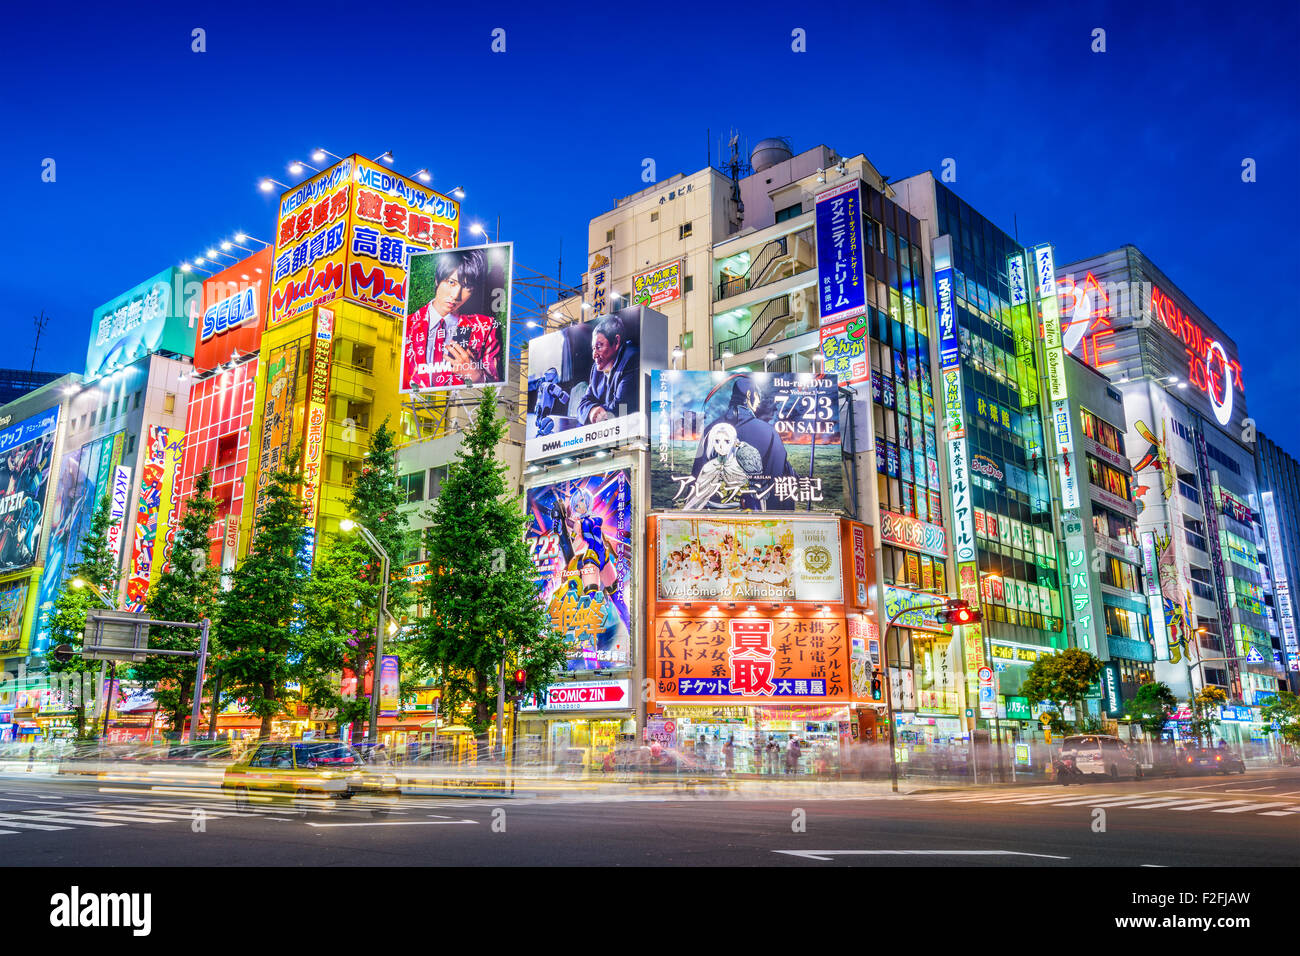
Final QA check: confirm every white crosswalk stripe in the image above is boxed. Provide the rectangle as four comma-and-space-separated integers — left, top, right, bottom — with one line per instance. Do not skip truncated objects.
906, 789, 1296, 817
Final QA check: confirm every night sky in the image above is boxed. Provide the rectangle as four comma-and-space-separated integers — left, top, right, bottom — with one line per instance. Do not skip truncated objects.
3, 2, 1296, 447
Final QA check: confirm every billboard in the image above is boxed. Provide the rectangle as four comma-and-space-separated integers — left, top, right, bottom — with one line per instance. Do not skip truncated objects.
301, 308, 335, 538
524, 469, 632, 671
814, 180, 867, 324
818, 314, 870, 386
125, 425, 184, 612
0, 580, 29, 656
195, 247, 271, 370
526, 306, 664, 461
253, 342, 302, 522
401, 243, 511, 392
106, 465, 132, 560
632, 259, 683, 307
651, 611, 850, 702
87, 267, 199, 380
650, 370, 842, 512
0, 407, 59, 574
656, 517, 842, 603
378, 655, 401, 717
268, 156, 460, 327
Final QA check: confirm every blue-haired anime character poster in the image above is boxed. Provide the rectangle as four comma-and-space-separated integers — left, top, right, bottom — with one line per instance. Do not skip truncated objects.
525, 469, 632, 671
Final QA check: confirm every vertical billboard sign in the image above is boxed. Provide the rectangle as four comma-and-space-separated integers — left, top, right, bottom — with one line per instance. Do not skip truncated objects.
649, 370, 842, 512
524, 469, 632, 671
106, 465, 133, 561
125, 425, 184, 611
1008, 251, 1039, 409
934, 235, 975, 567
525, 306, 660, 461
632, 259, 683, 307
1063, 512, 1096, 652
269, 160, 352, 327
378, 655, 401, 717
814, 180, 867, 324
1035, 244, 1080, 510
346, 155, 459, 318
301, 308, 335, 536
588, 247, 612, 317
1141, 530, 1170, 662
0, 407, 59, 574
401, 243, 512, 392
0, 580, 28, 656
1261, 491, 1300, 671
254, 342, 302, 522
87, 267, 199, 380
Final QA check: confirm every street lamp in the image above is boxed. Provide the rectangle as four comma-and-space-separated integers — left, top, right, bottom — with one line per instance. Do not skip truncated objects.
339, 519, 391, 746
259, 177, 290, 193
764, 348, 778, 371
879, 597, 981, 793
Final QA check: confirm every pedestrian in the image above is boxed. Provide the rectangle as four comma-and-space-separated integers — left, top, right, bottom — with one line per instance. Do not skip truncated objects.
785, 736, 801, 775
724, 737, 735, 775
765, 738, 778, 774
696, 736, 709, 771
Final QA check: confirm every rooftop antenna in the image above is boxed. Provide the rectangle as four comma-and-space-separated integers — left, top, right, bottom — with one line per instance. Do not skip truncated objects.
30, 310, 49, 376
727, 131, 749, 229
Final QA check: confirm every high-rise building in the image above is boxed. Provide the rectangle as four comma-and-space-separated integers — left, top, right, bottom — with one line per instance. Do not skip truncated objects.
1254, 431, 1300, 691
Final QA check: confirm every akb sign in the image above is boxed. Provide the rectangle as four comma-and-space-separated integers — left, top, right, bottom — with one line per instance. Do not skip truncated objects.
200, 287, 257, 341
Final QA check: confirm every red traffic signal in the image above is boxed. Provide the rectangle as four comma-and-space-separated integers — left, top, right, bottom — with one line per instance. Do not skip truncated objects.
941, 605, 981, 625
513, 668, 527, 690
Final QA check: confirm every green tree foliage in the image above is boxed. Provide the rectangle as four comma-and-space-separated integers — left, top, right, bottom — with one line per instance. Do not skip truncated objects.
137, 468, 222, 737
1020, 648, 1103, 734
412, 389, 566, 741
46, 493, 118, 737
1261, 691, 1300, 747
216, 451, 308, 738
1189, 685, 1229, 745
1123, 681, 1178, 738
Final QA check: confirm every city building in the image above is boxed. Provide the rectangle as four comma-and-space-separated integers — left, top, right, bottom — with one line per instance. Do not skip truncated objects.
1254, 431, 1300, 690
0, 368, 63, 407
1056, 245, 1287, 747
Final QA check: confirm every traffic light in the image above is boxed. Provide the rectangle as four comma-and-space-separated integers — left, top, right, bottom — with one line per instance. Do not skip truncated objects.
870, 671, 883, 701
941, 602, 981, 626
513, 668, 527, 692
52, 644, 75, 664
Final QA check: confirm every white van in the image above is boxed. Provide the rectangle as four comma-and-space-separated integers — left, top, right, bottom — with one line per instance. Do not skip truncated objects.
1059, 735, 1142, 779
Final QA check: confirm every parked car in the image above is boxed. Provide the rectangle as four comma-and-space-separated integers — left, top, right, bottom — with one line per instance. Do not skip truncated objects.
1175, 747, 1246, 776
1057, 735, 1143, 779
222, 741, 398, 813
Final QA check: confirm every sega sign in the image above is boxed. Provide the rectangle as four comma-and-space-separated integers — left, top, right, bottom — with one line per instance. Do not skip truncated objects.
200, 287, 258, 342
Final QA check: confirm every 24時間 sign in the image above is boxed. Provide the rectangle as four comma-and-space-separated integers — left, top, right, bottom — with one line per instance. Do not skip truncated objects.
814, 180, 867, 324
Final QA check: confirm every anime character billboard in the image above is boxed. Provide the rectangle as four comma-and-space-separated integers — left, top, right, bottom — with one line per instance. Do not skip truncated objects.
650, 370, 842, 512
0, 408, 59, 574
525, 469, 632, 671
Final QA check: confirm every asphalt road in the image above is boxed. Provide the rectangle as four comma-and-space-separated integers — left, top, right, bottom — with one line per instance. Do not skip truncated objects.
3, 768, 1297, 866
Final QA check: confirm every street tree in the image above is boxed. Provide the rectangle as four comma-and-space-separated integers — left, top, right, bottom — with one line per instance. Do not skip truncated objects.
412, 389, 566, 746
1020, 648, 1103, 735
45, 493, 118, 738
1189, 685, 1229, 746
137, 468, 222, 738
1123, 681, 1178, 739
1260, 691, 1300, 754
216, 450, 309, 738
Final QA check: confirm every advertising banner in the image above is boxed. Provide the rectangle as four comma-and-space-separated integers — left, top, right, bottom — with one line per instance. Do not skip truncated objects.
882, 584, 950, 633
656, 517, 842, 603
196, 248, 271, 370
51, 432, 125, 590
301, 308, 335, 536
650, 370, 842, 512
0, 580, 29, 656
125, 425, 184, 611
632, 259, 683, 307
268, 156, 460, 327
519, 680, 629, 712
401, 243, 511, 392
818, 315, 870, 386
846, 521, 872, 609
0, 407, 59, 574
378, 655, 401, 717
879, 510, 947, 558
814, 180, 867, 324
588, 247, 612, 317
524, 469, 632, 671
87, 267, 198, 380
254, 342, 301, 521
1261, 491, 1299, 670
651, 612, 850, 702
1062, 512, 1097, 652
525, 307, 648, 461
947, 437, 976, 563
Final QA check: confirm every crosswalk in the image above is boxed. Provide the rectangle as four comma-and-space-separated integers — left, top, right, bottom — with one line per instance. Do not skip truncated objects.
909, 787, 1300, 818
0, 793, 402, 837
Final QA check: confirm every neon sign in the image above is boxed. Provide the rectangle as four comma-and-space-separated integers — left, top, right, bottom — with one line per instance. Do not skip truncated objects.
1151, 287, 1242, 426
1057, 272, 1119, 371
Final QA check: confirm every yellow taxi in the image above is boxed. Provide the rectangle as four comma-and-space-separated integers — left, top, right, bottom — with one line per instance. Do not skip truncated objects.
222, 741, 398, 811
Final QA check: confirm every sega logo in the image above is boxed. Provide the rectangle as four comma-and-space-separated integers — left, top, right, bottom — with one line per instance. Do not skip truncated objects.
201, 288, 257, 341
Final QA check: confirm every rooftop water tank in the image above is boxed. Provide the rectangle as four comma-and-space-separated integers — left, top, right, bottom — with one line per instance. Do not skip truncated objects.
750, 138, 793, 173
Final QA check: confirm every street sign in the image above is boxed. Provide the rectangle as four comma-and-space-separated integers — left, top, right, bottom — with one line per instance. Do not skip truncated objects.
81, 610, 151, 663
978, 667, 996, 718
977, 666, 993, 683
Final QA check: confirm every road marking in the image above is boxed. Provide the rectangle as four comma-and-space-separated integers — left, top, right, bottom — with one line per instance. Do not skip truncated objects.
1222, 786, 1275, 793
0, 816, 72, 831
1140, 864, 1167, 868
1211, 802, 1297, 814
1260, 811, 1299, 816
1121, 799, 1227, 810
1164, 782, 1234, 791
774, 849, 1070, 861
1168, 800, 1253, 812
15, 813, 123, 827
304, 819, 478, 828
0, 796, 75, 804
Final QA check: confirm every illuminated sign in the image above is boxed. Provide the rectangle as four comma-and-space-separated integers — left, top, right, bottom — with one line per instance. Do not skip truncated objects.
815, 180, 867, 323
520, 680, 630, 711
947, 437, 975, 562
632, 259, 683, 307
1058, 272, 1119, 372
1141, 530, 1169, 662
125, 425, 184, 611
1261, 491, 1300, 670
87, 268, 199, 380
200, 287, 257, 342
819, 315, 870, 386
1063, 512, 1096, 651
1008, 252, 1039, 409
1150, 286, 1243, 427
588, 247, 612, 317
971, 454, 1004, 483
935, 267, 957, 368
106, 465, 132, 560
300, 308, 334, 534
879, 510, 947, 558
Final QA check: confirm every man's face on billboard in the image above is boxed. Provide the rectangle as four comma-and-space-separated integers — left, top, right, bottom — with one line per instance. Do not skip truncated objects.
434, 268, 473, 316
592, 332, 620, 371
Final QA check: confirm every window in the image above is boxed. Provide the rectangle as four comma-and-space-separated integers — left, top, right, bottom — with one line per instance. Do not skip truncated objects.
126, 433, 135, 454
684, 275, 693, 294
679, 222, 693, 240
110, 400, 118, 418
163, 392, 176, 414
1080, 408, 1125, 456
352, 344, 375, 372
399, 472, 425, 504
650, 211, 659, 223
346, 401, 371, 431
427, 465, 449, 501
775, 203, 803, 223
606, 228, 615, 243
1086, 455, 1131, 500
216, 433, 239, 468
133, 390, 142, 410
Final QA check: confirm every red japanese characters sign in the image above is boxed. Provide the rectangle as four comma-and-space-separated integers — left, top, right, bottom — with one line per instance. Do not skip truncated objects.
650, 612, 850, 702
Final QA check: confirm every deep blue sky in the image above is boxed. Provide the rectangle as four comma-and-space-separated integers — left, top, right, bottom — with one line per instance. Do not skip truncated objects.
3, 2, 1297, 446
